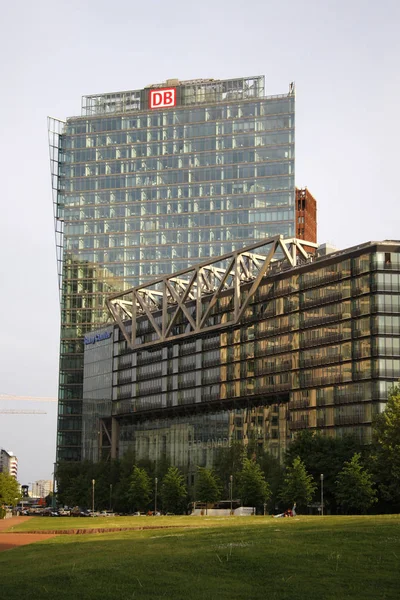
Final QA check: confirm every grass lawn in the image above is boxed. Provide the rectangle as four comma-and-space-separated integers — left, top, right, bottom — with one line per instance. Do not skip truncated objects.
1, 515, 399, 599
5, 514, 231, 532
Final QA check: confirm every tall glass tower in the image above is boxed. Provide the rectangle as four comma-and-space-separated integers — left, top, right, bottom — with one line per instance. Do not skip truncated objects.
48, 75, 296, 461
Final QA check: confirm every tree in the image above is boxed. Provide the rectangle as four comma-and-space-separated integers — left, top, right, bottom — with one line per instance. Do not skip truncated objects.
195, 468, 221, 514
279, 456, 316, 512
237, 458, 271, 510
56, 460, 118, 510
214, 442, 246, 498
56, 462, 85, 507
285, 430, 363, 513
372, 383, 400, 510
160, 467, 187, 514
114, 449, 136, 513
335, 453, 377, 514
129, 466, 152, 513
257, 451, 284, 512
0, 473, 21, 507
45, 492, 54, 507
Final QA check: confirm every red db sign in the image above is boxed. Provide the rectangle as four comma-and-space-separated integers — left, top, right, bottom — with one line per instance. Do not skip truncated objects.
149, 88, 176, 109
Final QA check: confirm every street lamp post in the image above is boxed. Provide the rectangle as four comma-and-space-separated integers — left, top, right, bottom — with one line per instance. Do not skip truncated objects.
92, 479, 95, 516
320, 474, 324, 516
229, 475, 233, 515
52, 462, 57, 509
154, 477, 158, 515
109, 484, 113, 512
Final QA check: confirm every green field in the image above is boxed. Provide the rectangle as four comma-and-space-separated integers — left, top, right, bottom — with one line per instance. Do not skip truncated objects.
1, 515, 400, 599
5, 514, 224, 532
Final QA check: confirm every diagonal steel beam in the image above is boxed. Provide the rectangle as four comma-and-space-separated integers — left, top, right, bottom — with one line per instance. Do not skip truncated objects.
236, 239, 280, 322
164, 278, 196, 337
169, 276, 197, 300
279, 238, 296, 266
296, 238, 317, 259
113, 299, 134, 318
135, 292, 162, 339
101, 419, 112, 444
164, 271, 198, 336
162, 278, 169, 338
131, 291, 137, 347
239, 255, 251, 280
106, 299, 131, 346
234, 254, 241, 321
199, 257, 235, 328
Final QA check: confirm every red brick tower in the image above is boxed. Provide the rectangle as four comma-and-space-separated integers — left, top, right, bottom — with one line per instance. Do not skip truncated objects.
295, 187, 317, 247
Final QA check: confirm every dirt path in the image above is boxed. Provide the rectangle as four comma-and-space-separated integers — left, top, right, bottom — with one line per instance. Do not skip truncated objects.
0, 517, 56, 552
0, 516, 33, 531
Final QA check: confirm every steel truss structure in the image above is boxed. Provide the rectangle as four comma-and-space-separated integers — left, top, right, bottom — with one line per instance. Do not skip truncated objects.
107, 236, 318, 351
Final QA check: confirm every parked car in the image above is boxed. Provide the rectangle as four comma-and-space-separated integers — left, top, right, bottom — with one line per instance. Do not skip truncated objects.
70, 507, 90, 517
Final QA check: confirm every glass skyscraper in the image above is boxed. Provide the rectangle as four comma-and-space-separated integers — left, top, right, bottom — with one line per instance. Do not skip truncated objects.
48, 75, 296, 461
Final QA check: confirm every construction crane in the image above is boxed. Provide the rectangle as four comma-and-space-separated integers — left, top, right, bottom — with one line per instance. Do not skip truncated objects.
0, 394, 55, 415
0, 410, 47, 415
0, 394, 57, 403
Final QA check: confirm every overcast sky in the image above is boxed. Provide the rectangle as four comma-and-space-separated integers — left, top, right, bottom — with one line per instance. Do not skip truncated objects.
0, 0, 399, 487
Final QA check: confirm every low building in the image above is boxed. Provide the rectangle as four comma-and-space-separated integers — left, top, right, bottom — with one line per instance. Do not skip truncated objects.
81, 236, 400, 476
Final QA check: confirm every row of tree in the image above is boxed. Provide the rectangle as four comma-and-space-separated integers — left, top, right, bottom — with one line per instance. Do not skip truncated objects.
0, 472, 22, 517
45, 384, 400, 514
282, 383, 400, 514
0, 451, 376, 517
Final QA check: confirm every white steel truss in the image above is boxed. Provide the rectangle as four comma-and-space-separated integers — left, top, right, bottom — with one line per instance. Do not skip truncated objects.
106, 236, 318, 350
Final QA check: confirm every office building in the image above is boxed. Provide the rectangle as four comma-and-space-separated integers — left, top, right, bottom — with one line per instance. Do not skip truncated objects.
0, 449, 18, 479
49, 75, 316, 461
81, 237, 400, 470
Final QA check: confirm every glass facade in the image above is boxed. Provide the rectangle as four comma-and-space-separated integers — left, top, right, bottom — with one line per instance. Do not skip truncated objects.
49, 76, 296, 461
82, 242, 400, 468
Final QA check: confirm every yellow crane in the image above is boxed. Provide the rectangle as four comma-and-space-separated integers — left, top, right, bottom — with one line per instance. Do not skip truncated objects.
0, 394, 56, 415
0, 410, 48, 415
0, 394, 57, 403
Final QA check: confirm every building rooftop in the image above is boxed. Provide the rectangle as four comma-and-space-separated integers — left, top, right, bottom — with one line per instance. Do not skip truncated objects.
78, 76, 295, 117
